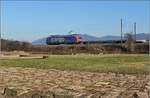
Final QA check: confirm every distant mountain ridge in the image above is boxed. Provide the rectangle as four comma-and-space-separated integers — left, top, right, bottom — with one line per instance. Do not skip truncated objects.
80, 34, 100, 41
32, 38, 47, 45
32, 33, 149, 45
135, 33, 149, 40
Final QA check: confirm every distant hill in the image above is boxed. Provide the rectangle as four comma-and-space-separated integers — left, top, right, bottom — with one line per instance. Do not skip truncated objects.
32, 33, 149, 45
32, 38, 47, 45
135, 33, 149, 40
99, 35, 121, 41
80, 34, 100, 41
99, 33, 149, 41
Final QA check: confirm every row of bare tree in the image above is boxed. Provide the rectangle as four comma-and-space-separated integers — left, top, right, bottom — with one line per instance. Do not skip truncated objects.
0, 37, 149, 54
1, 39, 32, 51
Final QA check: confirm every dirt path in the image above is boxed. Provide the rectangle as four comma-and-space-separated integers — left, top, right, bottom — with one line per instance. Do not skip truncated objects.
0, 66, 149, 98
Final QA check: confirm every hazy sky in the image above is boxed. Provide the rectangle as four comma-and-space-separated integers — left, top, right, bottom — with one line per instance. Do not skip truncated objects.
1, 1, 149, 42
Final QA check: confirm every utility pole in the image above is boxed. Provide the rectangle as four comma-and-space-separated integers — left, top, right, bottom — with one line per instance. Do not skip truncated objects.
121, 19, 123, 45
132, 22, 136, 53
134, 22, 136, 42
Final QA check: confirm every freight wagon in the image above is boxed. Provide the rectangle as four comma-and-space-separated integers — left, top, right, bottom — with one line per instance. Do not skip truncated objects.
46, 34, 82, 45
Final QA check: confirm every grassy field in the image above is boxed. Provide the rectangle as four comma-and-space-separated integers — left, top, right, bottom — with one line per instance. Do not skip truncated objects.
0, 54, 149, 74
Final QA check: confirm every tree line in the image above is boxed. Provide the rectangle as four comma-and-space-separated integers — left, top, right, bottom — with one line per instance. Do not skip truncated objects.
0, 38, 149, 54
1, 39, 32, 51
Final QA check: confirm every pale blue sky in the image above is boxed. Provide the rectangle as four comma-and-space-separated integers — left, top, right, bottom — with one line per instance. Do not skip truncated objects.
1, 1, 149, 42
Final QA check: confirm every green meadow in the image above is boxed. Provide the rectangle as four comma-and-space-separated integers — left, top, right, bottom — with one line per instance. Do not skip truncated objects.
0, 54, 149, 74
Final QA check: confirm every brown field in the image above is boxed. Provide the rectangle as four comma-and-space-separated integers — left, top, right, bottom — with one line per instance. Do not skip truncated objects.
0, 53, 149, 98
0, 67, 149, 98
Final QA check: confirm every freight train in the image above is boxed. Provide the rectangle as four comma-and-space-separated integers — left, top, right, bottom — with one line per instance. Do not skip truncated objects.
46, 34, 82, 45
